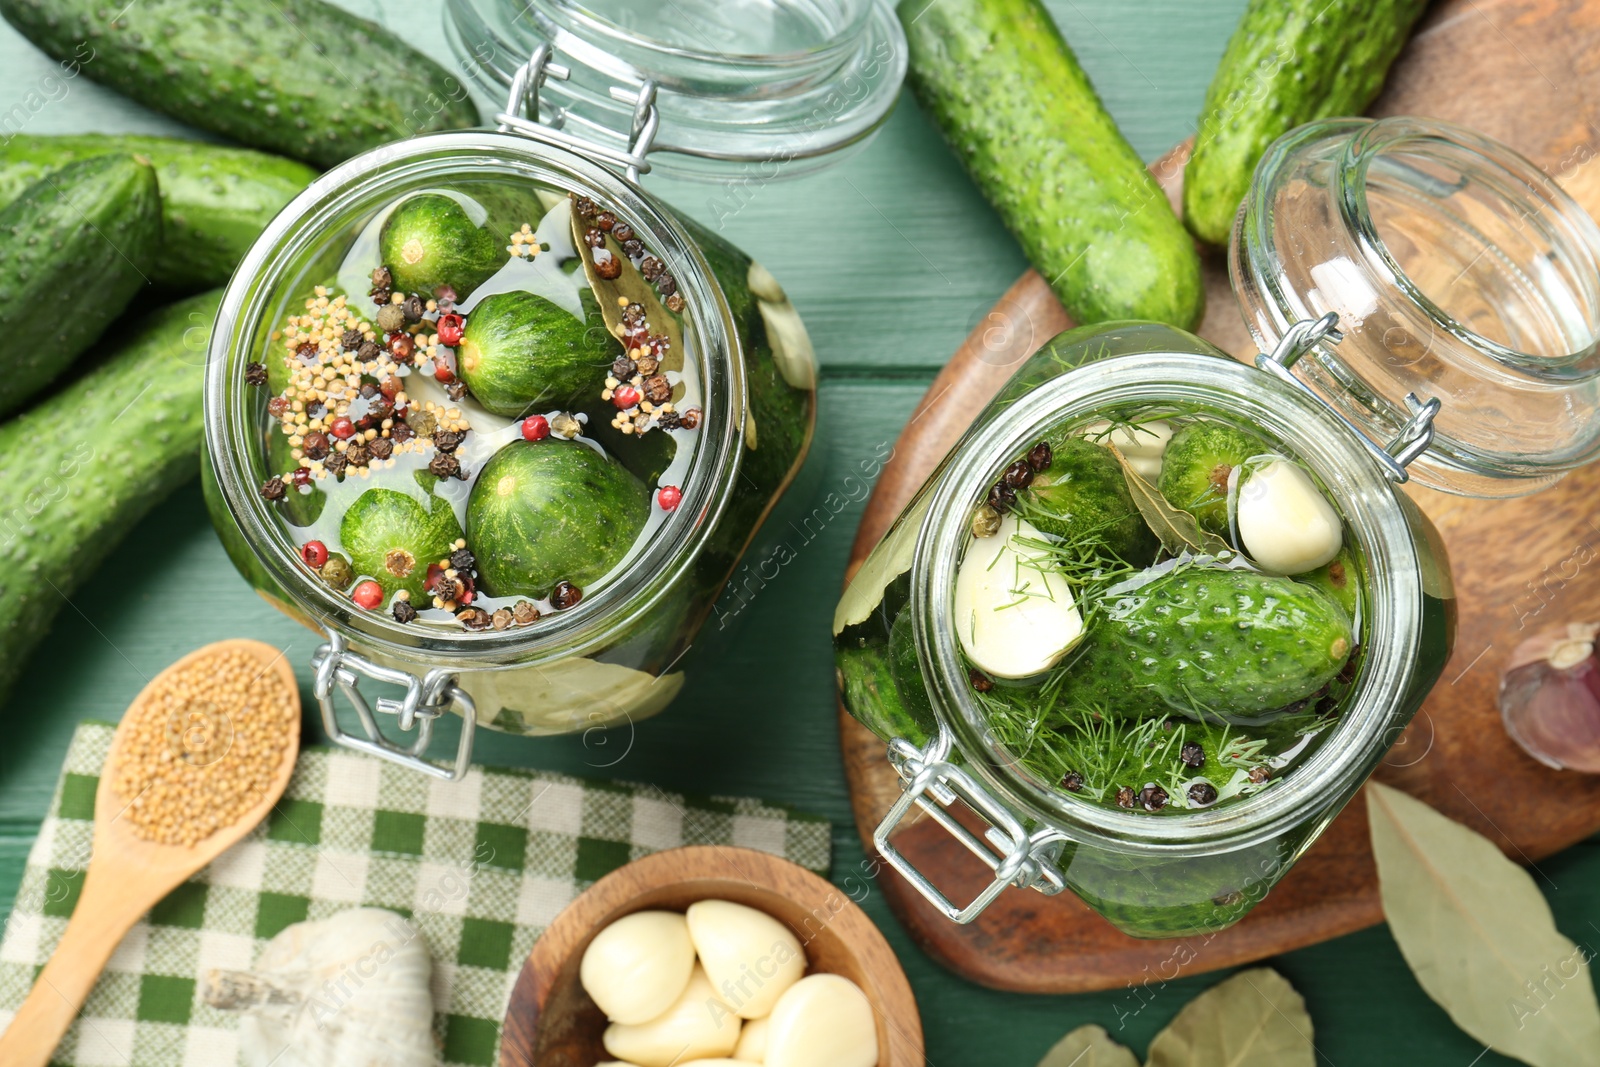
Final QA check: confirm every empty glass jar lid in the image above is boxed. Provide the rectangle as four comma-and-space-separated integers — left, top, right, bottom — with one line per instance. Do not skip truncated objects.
445, 0, 906, 180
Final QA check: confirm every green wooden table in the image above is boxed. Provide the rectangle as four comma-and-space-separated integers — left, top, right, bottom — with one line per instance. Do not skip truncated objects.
3, 2, 1596, 1063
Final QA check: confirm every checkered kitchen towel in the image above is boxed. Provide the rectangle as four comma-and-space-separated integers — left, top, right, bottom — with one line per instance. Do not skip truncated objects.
0, 722, 830, 1066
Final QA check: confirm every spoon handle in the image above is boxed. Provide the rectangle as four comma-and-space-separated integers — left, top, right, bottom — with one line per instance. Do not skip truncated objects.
0, 864, 147, 1067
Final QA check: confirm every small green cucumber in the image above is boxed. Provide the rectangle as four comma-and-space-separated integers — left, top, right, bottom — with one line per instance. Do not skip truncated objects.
897, 0, 1203, 328
0, 154, 162, 417
0, 0, 480, 169
379, 193, 504, 300
1025, 437, 1156, 564
0, 135, 315, 291
459, 290, 618, 417
838, 636, 935, 749
340, 487, 464, 602
466, 439, 649, 598
1157, 422, 1267, 532
1184, 0, 1430, 245
1055, 566, 1353, 721
0, 290, 222, 710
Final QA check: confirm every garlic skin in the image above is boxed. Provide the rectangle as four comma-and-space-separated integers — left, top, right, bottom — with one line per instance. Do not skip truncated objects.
686, 899, 806, 1019
1235, 459, 1342, 575
603, 964, 742, 1067
581, 910, 696, 1025
734, 1015, 769, 1061
955, 513, 1084, 679
764, 973, 878, 1067
1081, 419, 1172, 479
1500, 622, 1600, 773
202, 907, 435, 1067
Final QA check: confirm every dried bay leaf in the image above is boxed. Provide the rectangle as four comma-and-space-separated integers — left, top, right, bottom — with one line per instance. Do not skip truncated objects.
1034, 1024, 1138, 1067
1366, 781, 1600, 1066
1107, 443, 1230, 558
832, 491, 933, 635
568, 200, 684, 372
1145, 967, 1315, 1067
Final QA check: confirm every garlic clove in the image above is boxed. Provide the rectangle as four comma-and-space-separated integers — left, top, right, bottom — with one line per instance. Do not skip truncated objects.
686, 899, 806, 1019
1500, 622, 1600, 773
603, 964, 742, 1067
1081, 419, 1172, 479
734, 1015, 769, 1061
1235, 459, 1342, 575
955, 512, 1084, 679
676, 1061, 764, 1066
581, 910, 696, 1025
764, 974, 878, 1067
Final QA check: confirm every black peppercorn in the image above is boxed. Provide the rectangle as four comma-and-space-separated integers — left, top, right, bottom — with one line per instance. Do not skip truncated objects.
656, 272, 677, 297
449, 547, 476, 572
550, 580, 583, 610
512, 600, 541, 625
621, 238, 644, 259
341, 328, 363, 351
1188, 782, 1219, 806
325, 452, 349, 476
1248, 766, 1272, 785
621, 302, 647, 326
573, 196, 597, 219
302, 431, 330, 460
260, 476, 286, 501
369, 436, 393, 460
357, 340, 382, 363
392, 598, 418, 624
390, 420, 415, 445
635, 354, 659, 377
1027, 441, 1053, 471
611, 221, 634, 242
640, 256, 664, 281
371, 266, 392, 290
986, 483, 1016, 512
401, 294, 424, 322
657, 411, 682, 430
433, 429, 464, 453
612, 356, 637, 380
344, 442, 371, 468
594, 211, 616, 232
1180, 741, 1205, 769
1061, 771, 1084, 792
643, 374, 671, 404
1002, 459, 1034, 489
445, 380, 468, 402
295, 342, 319, 364
1139, 784, 1169, 812
244, 362, 267, 386
429, 453, 461, 480
584, 227, 606, 249
1115, 787, 1136, 809
968, 669, 993, 693
457, 607, 492, 631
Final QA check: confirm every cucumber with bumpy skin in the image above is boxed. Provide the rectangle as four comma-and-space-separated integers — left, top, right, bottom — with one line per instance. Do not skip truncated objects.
0, 135, 315, 291
379, 194, 504, 301
897, 0, 1203, 328
340, 488, 464, 602
0, 291, 223, 711
1184, 0, 1429, 245
459, 290, 619, 417
0, 154, 162, 417
1026, 437, 1156, 565
1157, 422, 1266, 533
0, 0, 480, 169
1053, 567, 1353, 722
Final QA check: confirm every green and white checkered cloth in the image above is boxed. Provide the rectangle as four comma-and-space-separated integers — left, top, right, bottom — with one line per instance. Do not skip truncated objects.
0, 722, 830, 1066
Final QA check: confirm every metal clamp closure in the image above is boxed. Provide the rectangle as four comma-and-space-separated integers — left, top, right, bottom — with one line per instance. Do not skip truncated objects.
875, 731, 1065, 925
311, 632, 476, 780
1254, 312, 1441, 483
495, 43, 661, 182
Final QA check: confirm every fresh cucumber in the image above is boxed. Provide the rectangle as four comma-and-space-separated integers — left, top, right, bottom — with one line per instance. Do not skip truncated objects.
459, 290, 618, 417
0, 135, 315, 290
0, 291, 222, 709
1184, 0, 1429, 245
380, 193, 507, 300
341, 488, 464, 602
0, 0, 480, 169
897, 0, 1203, 329
0, 155, 162, 417
1027, 437, 1155, 564
1157, 422, 1267, 532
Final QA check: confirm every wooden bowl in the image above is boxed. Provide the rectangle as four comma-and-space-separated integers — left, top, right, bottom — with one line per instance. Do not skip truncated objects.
500, 845, 923, 1067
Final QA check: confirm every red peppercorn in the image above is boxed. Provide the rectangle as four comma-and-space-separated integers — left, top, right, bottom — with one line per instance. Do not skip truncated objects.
379, 376, 401, 400
351, 580, 384, 610
330, 416, 355, 439
301, 540, 329, 568
612, 384, 642, 409
521, 415, 550, 441
436, 313, 465, 347
290, 466, 312, 488
657, 485, 682, 511
387, 332, 416, 362
433, 349, 457, 384
267, 396, 289, 419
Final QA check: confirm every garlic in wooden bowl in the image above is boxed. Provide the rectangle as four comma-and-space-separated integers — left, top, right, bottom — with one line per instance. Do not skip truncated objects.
580, 910, 696, 1024
501, 845, 921, 1067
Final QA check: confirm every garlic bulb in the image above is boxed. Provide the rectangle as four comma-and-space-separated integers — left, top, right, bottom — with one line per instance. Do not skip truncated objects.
734, 1015, 769, 1061
955, 512, 1084, 679
1500, 622, 1600, 772
1235, 459, 1342, 575
202, 907, 435, 1067
581, 909, 696, 1024
1080, 419, 1172, 479
603, 964, 742, 1067
686, 899, 806, 1019
764, 974, 878, 1067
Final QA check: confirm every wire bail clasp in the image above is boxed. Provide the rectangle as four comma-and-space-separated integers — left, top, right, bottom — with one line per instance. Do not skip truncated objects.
496, 43, 661, 182
311, 631, 476, 780
1253, 312, 1441, 483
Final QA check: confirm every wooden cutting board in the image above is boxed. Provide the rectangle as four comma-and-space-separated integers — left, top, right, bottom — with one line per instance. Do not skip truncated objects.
839, 0, 1600, 993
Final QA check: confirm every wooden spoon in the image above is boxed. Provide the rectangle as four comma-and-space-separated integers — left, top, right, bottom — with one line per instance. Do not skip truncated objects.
0, 639, 301, 1066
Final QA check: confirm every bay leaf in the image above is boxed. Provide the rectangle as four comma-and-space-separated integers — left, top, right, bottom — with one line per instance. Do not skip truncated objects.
1145, 967, 1315, 1067
1107, 444, 1230, 558
1034, 1024, 1138, 1067
832, 491, 933, 636
1366, 781, 1600, 1066
568, 202, 684, 373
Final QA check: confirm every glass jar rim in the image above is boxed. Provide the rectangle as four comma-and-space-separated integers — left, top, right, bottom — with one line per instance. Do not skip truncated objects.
203, 131, 746, 666
908, 348, 1425, 854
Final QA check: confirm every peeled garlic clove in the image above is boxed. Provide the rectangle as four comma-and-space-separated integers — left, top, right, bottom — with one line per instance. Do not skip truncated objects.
676, 1061, 763, 1066
955, 512, 1084, 679
1236, 459, 1342, 575
764, 974, 878, 1067
604, 965, 742, 1067
581, 910, 696, 1025
1500, 622, 1600, 773
686, 899, 806, 1019
1082, 419, 1172, 479
734, 1014, 769, 1061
